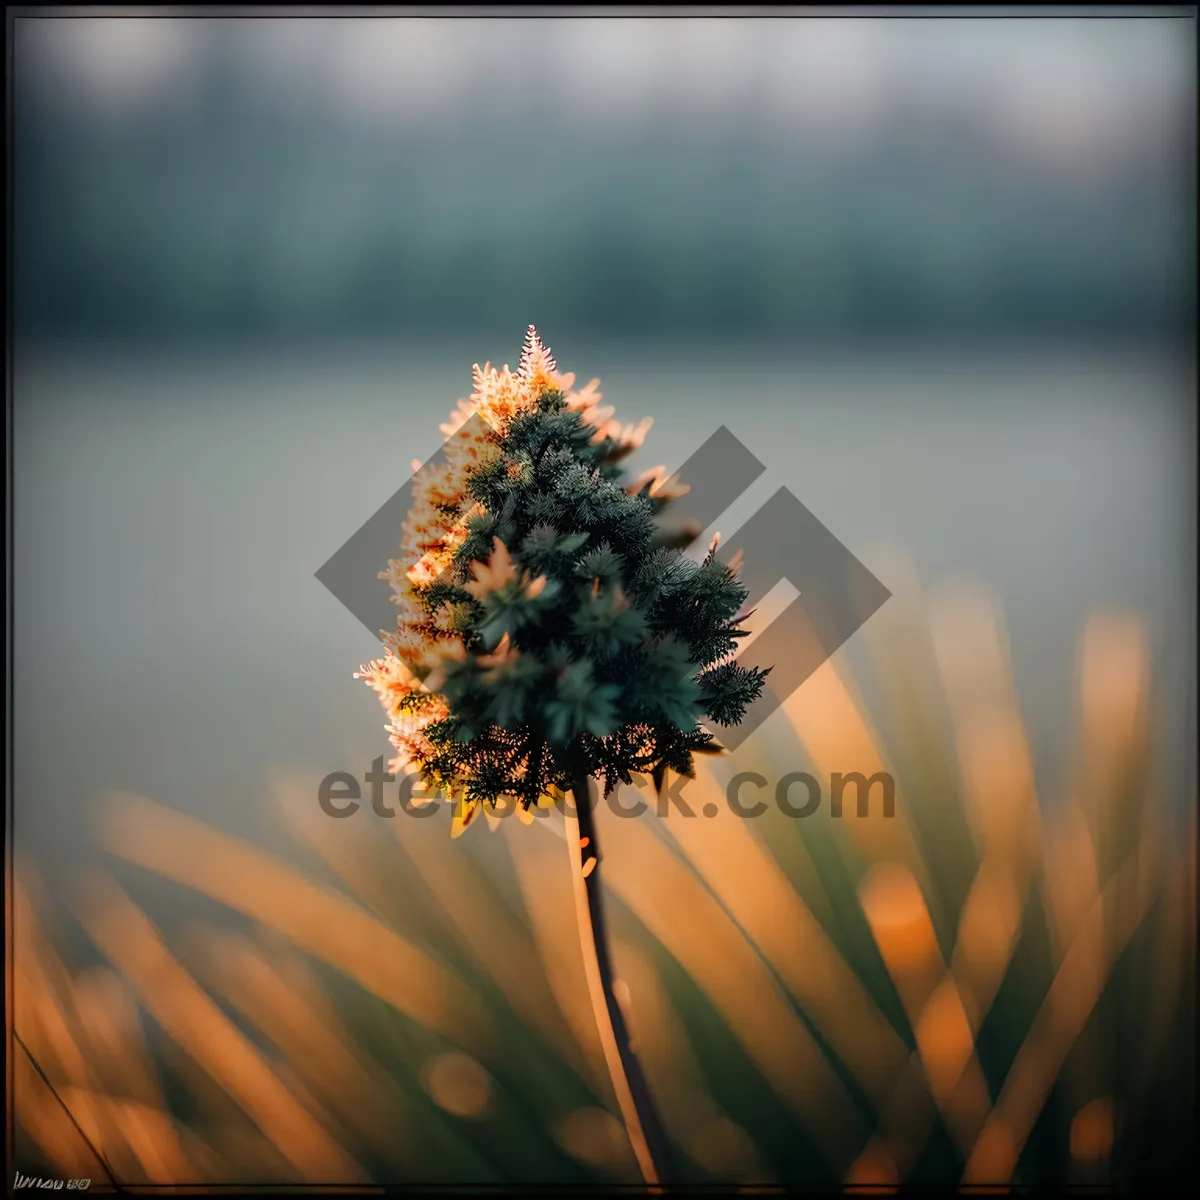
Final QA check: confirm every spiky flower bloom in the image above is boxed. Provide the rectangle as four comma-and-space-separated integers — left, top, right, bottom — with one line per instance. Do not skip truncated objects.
358, 326, 769, 832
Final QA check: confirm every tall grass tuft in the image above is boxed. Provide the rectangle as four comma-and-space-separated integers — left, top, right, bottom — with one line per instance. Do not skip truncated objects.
12, 568, 1195, 1189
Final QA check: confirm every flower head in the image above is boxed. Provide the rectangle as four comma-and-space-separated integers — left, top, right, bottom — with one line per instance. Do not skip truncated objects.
358, 327, 769, 834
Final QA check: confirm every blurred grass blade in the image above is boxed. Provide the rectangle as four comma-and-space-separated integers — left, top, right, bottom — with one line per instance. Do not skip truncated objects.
962, 829, 1164, 1185
183, 923, 416, 1169
664, 762, 910, 1107
779, 649, 933, 902
94, 789, 490, 1057
588, 799, 870, 1174
612, 938, 770, 1184
66, 869, 368, 1182
859, 864, 992, 1158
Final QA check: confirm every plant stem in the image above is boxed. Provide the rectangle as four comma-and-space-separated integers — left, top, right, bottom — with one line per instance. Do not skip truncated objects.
568, 770, 675, 1188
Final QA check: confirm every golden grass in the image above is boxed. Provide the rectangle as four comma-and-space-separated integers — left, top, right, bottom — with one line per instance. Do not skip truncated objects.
10, 573, 1194, 1189
962, 829, 1163, 1185
66, 869, 366, 1183
588, 790, 869, 1173
660, 768, 910, 1108
182, 923, 417, 1167
93, 788, 489, 1057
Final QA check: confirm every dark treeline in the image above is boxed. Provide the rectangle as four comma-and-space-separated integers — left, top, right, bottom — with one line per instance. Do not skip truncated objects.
14, 49, 1194, 346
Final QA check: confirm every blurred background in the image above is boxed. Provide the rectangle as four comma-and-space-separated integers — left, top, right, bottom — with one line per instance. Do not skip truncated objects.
10, 9, 1197, 1192
12, 13, 1197, 346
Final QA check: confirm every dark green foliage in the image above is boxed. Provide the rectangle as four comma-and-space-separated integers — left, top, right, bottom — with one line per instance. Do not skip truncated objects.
414, 387, 770, 809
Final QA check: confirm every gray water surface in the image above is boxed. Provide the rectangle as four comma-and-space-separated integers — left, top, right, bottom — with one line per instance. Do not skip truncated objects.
12, 343, 1196, 879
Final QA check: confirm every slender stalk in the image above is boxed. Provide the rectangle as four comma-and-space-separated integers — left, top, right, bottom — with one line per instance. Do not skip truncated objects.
567, 770, 674, 1188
